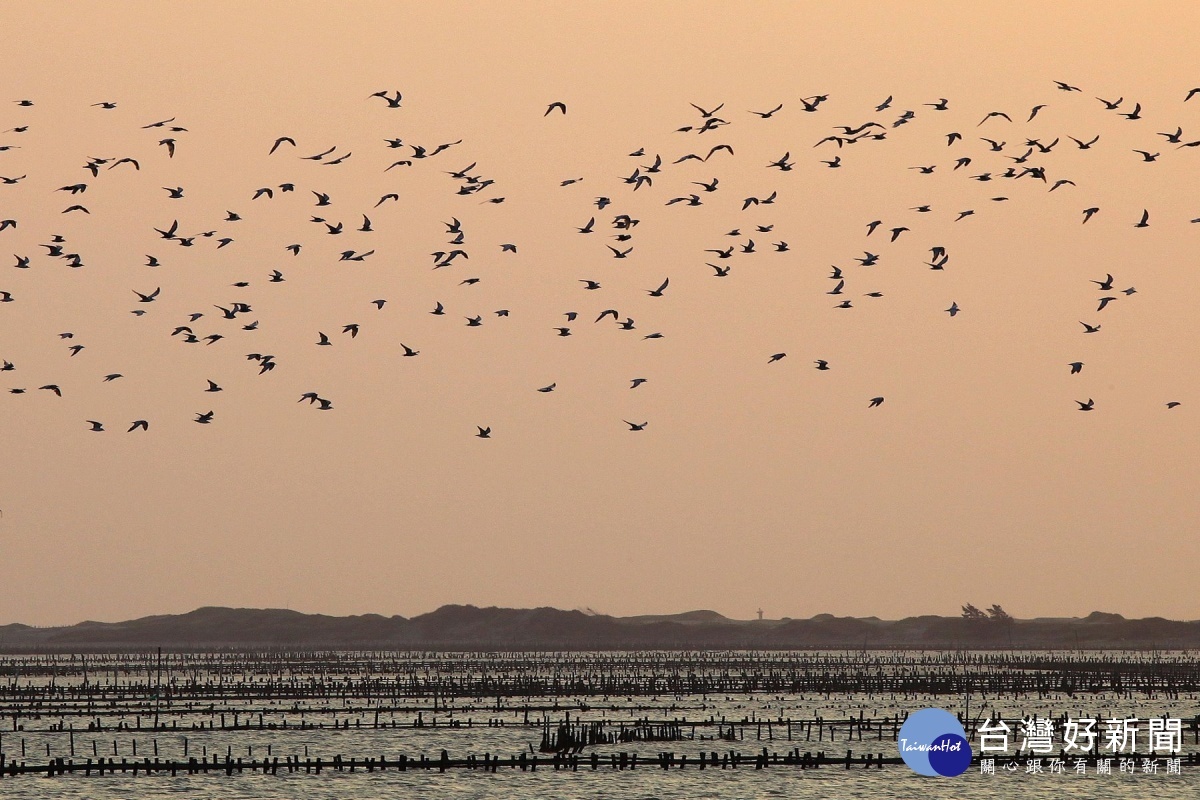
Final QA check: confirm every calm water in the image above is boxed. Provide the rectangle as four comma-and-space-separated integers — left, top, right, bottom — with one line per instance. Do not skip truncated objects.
0, 649, 1196, 798
0, 766, 1196, 800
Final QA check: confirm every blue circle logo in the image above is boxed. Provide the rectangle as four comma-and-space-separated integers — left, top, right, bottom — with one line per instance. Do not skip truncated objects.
897, 708, 972, 776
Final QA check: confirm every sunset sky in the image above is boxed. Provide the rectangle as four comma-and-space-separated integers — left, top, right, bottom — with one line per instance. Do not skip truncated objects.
1, 1, 1198, 626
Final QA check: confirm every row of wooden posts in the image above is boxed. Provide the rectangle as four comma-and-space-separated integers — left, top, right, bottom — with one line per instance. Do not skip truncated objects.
0, 749, 916, 777
3, 749, 1200, 778
4, 712, 1200, 758
4, 673, 1196, 698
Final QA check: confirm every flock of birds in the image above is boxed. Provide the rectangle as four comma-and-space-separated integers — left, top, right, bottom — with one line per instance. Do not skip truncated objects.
2, 81, 1199, 436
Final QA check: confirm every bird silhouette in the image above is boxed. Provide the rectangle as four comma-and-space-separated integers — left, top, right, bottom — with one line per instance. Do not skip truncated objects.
269, 136, 296, 155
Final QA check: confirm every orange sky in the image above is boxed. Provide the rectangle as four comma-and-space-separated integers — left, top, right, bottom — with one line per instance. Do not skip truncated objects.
1, 1, 1199, 625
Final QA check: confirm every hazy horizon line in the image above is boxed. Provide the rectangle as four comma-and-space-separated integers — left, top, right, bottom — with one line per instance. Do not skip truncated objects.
5, 603, 1194, 629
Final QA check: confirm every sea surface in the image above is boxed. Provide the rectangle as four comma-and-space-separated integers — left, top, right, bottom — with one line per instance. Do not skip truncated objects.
0, 649, 1196, 798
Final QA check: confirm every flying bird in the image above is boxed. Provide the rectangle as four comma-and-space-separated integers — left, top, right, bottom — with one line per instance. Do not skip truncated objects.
750, 104, 783, 118
978, 111, 1012, 125
370, 90, 403, 108
269, 136, 296, 155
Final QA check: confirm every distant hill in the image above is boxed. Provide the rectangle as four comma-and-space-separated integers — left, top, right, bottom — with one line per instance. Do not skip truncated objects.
0, 606, 1197, 651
